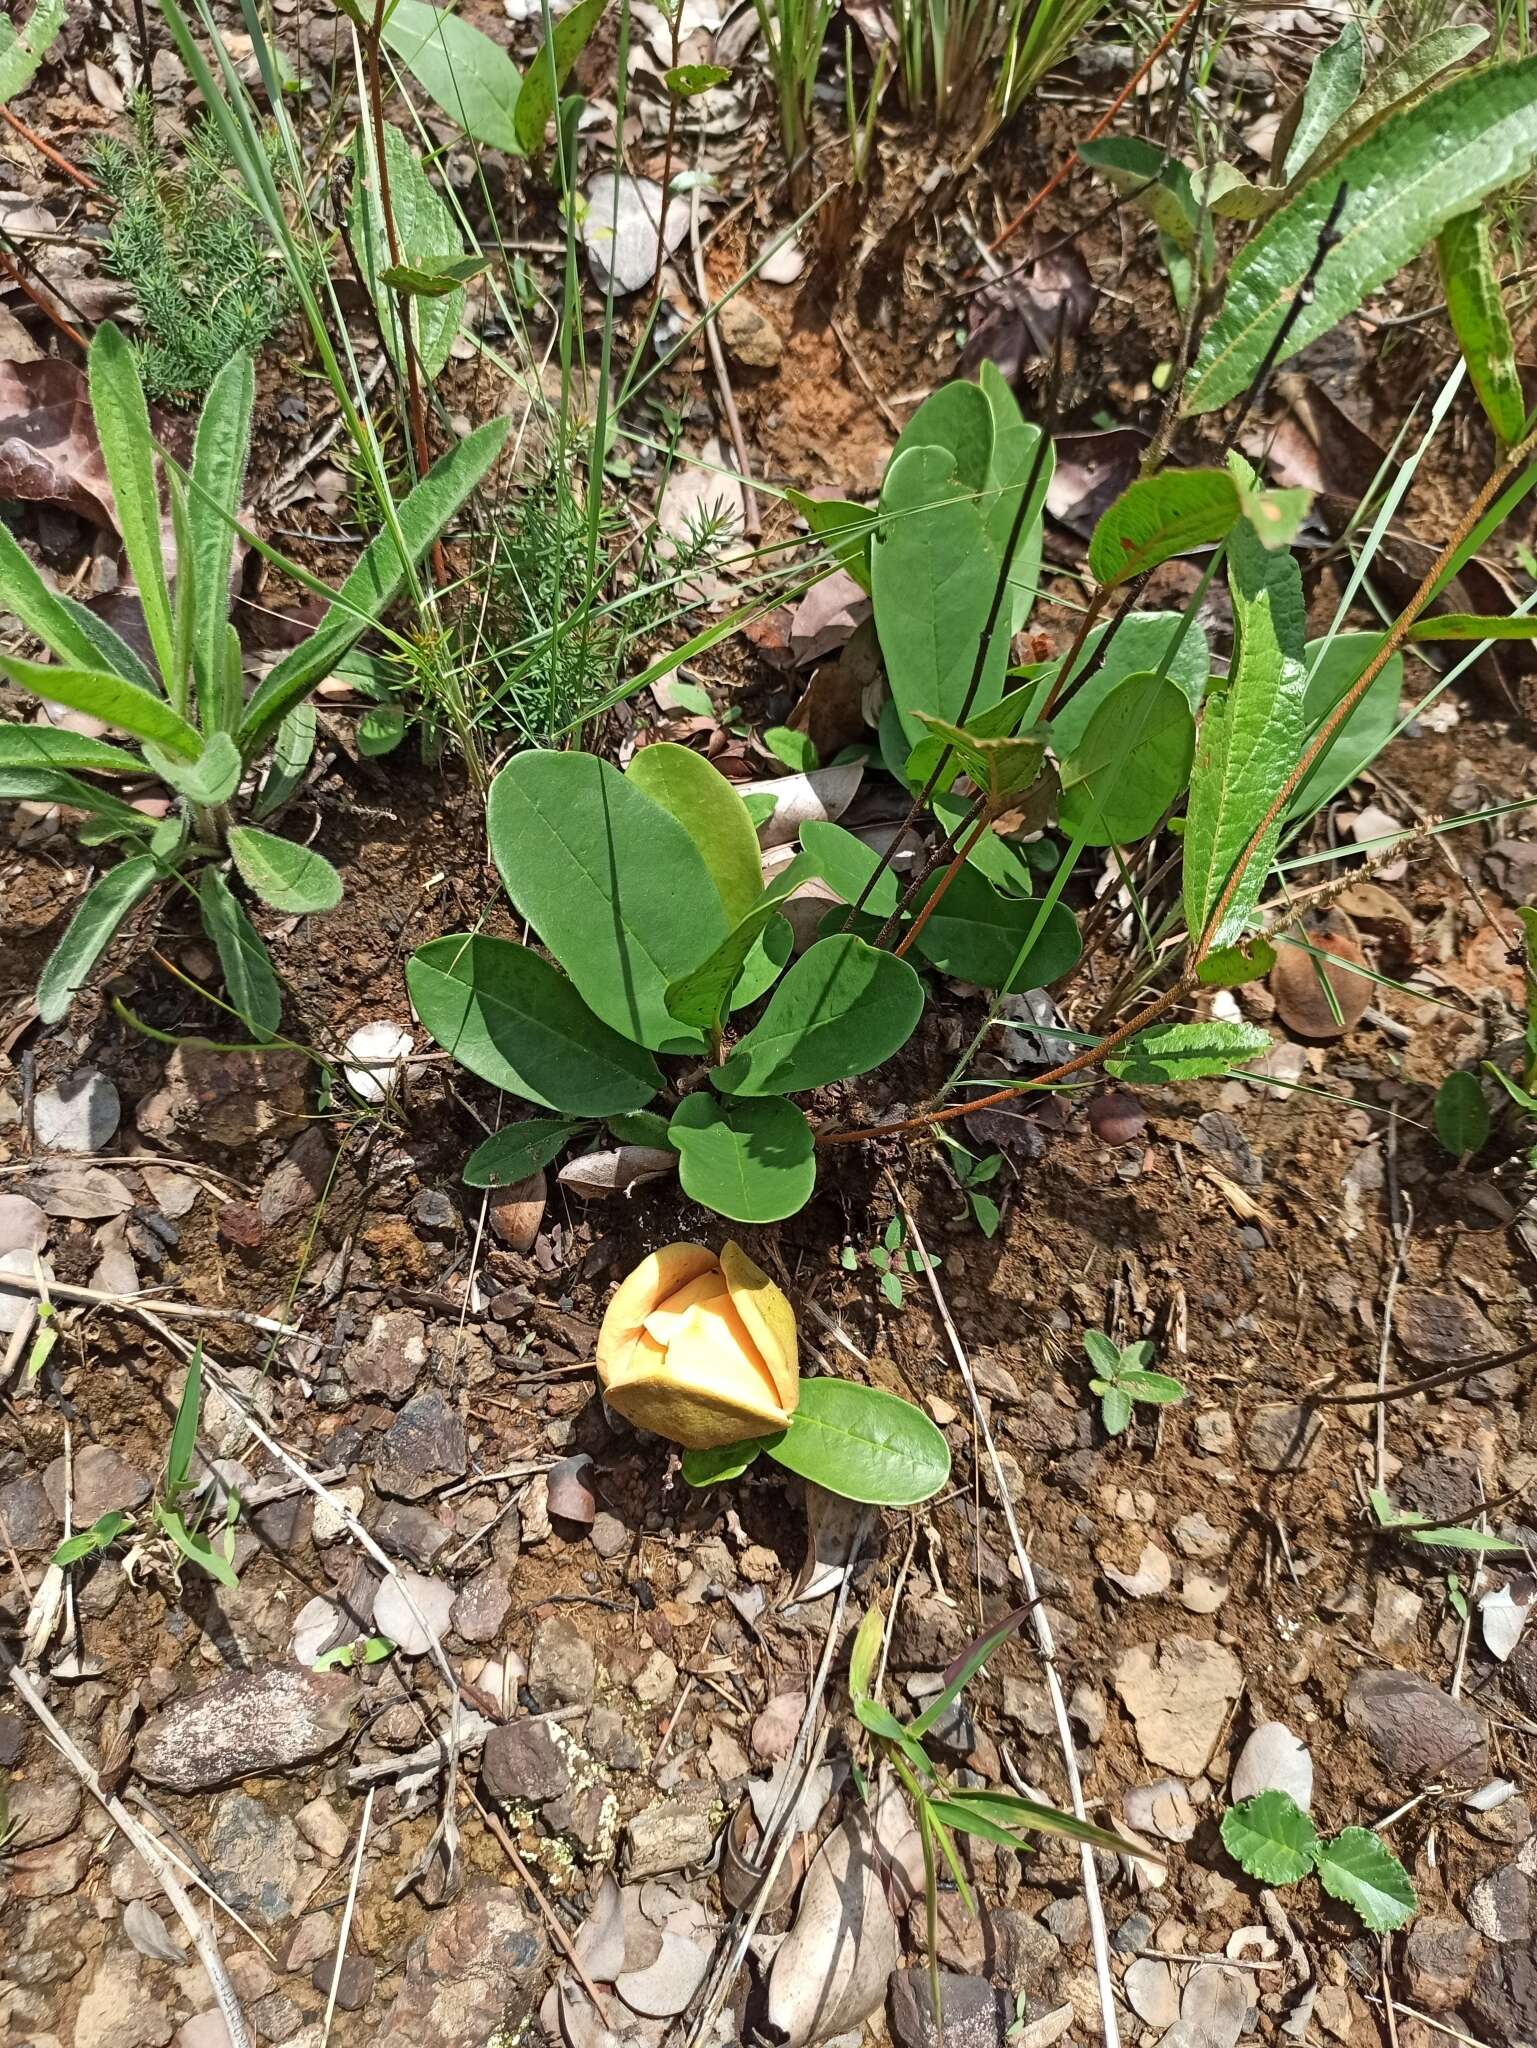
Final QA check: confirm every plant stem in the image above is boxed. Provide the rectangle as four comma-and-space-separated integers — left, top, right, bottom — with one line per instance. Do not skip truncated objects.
365, 3, 430, 490
892, 809, 991, 958
649, 8, 682, 309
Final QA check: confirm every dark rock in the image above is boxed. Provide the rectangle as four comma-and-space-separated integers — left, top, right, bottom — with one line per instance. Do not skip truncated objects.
135, 1666, 357, 1790
373, 1390, 467, 1500
528, 1614, 596, 1709
413, 1188, 458, 1231
1344, 1670, 1489, 1788
0, 1469, 57, 1553
248, 1490, 312, 1555
1246, 1402, 1325, 1473
481, 1720, 570, 1805
983, 1909, 1061, 1995
312, 1953, 375, 2010
587, 1705, 644, 1770
136, 1045, 309, 1150
1113, 1910, 1154, 1954
546, 1780, 617, 1858
891, 1595, 972, 1669
7, 1761, 82, 1848
452, 1566, 512, 1645
1509, 1631, 1537, 1719
1395, 1289, 1503, 1365
373, 1882, 549, 2048
43, 1443, 150, 1524
371, 1499, 452, 1568
1404, 1914, 1483, 2012
887, 1968, 1004, 2048
922, 1699, 977, 1761
258, 1128, 334, 1228
1043, 1896, 1091, 1953
206, 1793, 305, 1926
1468, 1945, 1537, 2045
346, 1307, 429, 1405
1468, 1864, 1532, 1944
1396, 1454, 1483, 1526
908, 1890, 986, 1974
0, 1710, 26, 1766
249, 1992, 304, 2041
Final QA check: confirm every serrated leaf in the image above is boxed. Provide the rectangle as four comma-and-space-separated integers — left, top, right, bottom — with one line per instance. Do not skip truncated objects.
1438, 209, 1526, 448
381, 0, 523, 151
1183, 517, 1306, 947
1435, 1070, 1491, 1156
352, 125, 464, 381
764, 1377, 950, 1506
488, 750, 728, 1053
1220, 1790, 1321, 1885
37, 855, 161, 1024
198, 867, 281, 1037
0, 656, 201, 759
516, 0, 605, 154
668, 1092, 815, 1222
1187, 57, 1537, 414
1058, 672, 1195, 847
1281, 17, 1364, 183
1105, 1019, 1272, 1084
1088, 469, 1241, 587
715, 935, 924, 1096
1314, 1828, 1417, 1931
227, 827, 342, 915
408, 933, 661, 1115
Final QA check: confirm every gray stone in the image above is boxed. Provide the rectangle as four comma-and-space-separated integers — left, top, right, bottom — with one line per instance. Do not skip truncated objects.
891, 1596, 972, 1669
0, 1468, 58, 1553
1397, 1453, 1484, 1525
1404, 1914, 1482, 2012
34, 1068, 119, 1153
1246, 1402, 1324, 1473
587, 1705, 644, 1770
248, 1992, 304, 2042
371, 1500, 452, 1568
1467, 1863, 1531, 1944
983, 1909, 1060, 1995
6, 1760, 82, 1848
625, 1791, 720, 1879
1042, 1896, 1090, 1952
1396, 1288, 1503, 1364
1124, 1956, 1180, 2029
43, 1443, 150, 1524
345, 1308, 429, 1405
258, 1128, 333, 1229
887, 1968, 1003, 2048
373, 1570, 454, 1657
528, 1614, 596, 1709
72, 1956, 173, 2048
372, 1882, 548, 2048
452, 1567, 512, 1645
1345, 1669, 1490, 1788
311, 1953, 375, 2009
1172, 1512, 1230, 1561
1178, 1963, 1249, 2048
589, 1510, 628, 1559
546, 1779, 617, 1859
1468, 1946, 1537, 2046
373, 1391, 466, 1500
206, 1793, 305, 1926
135, 1666, 357, 1790
481, 1720, 570, 1805
1231, 1721, 1314, 1810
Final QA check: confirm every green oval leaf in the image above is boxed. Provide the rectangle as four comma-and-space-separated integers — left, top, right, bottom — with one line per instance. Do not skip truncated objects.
1314, 1828, 1417, 1932
408, 933, 662, 1115
763, 1377, 951, 1506
1087, 470, 1241, 588
680, 1439, 765, 1487
668, 1093, 815, 1222
715, 935, 924, 1096
227, 826, 342, 915
909, 866, 1081, 993
1186, 57, 1537, 415
1057, 672, 1195, 847
1220, 1790, 1320, 1885
1434, 1070, 1491, 1156
380, 0, 524, 151
627, 740, 763, 922
664, 61, 729, 95
488, 750, 728, 1052
463, 1116, 590, 1186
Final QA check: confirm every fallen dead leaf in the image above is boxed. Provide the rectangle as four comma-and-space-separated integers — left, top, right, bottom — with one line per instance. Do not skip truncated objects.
767, 1809, 899, 2046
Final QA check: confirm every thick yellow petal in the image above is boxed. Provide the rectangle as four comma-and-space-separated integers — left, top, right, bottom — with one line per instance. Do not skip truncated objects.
607, 1304, 793, 1449
596, 1242, 717, 1391
721, 1239, 799, 1413
642, 1269, 731, 1344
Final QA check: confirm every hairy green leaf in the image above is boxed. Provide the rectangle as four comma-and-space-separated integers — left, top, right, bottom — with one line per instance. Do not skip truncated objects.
36, 855, 160, 1024
1099, 1385, 1134, 1435
0, 0, 64, 104
89, 322, 177, 691
763, 1377, 950, 1505
352, 125, 464, 381
187, 353, 254, 726
1105, 1018, 1272, 1083
715, 935, 924, 1095
408, 933, 662, 1115
0, 725, 142, 775
252, 703, 317, 819
1187, 57, 1537, 414
198, 867, 280, 1037
1291, 25, 1489, 184
1281, 18, 1364, 183
381, 0, 523, 151
668, 1093, 815, 1222
1288, 631, 1401, 820
1314, 1828, 1417, 1931
488, 750, 727, 1052
516, 0, 605, 153
1407, 611, 1537, 640
1057, 672, 1195, 847
1220, 1790, 1320, 1885
146, 731, 241, 805
1183, 519, 1307, 946
1440, 209, 1525, 448
0, 518, 138, 677
1088, 469, 1241, 587
0, 655, 201, 759
227, 827, 342, 915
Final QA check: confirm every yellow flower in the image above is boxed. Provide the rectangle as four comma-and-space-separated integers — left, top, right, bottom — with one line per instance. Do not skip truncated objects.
596, 1241, 798, 1450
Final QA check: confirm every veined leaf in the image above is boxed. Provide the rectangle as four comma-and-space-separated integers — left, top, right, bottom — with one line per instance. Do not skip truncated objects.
715, 935, 924, 1095
88, 323, 176, 691
1280, 18, 1364, 183
0, 725, 142, 775
909, 865, 1081, 993
409, 933, 661, 1115
252, 703, 317, 819
239, 419, 508, 752
783, 491, 875, 593
1434, 1069, 1490, 1156
1057, 672, 1195, 847
1407, 611, 1537, 640
352, 125, 465, 381
1182, 518, 1307, 947
198, 867, 280, 1038
848, 1604, 884, 1705
51, 1508, 130, 1569
0, 656, 201, 759
1117, 1369, 1185, 1403
627, 740, 762, 922
1105, 1018, 1272, 1083
36, 855, 161, 1024
1290, 25, 1489, 184
1439, 210, 1525, 450
463, 1116, 590, 1186
187, 354, 254, 727
1220, 1790, 1320, 1885
227, 827, 342, 915
145, 731, 241, 805
668, 1093, 815, 1222
0, 0, 64, 104
380, 252, 491, 295
763, 1376, 950, 1505
1314, 1829, 1417, 1932
515, 0, 605, 154
1078, 136, 1203, 256
381, 0, 523, 152
1088, 469, 1241, 587
911, 708, 1045, 809
1027, 611, 1210, 756
1187, 57, 1537, 414
665, 852, 818, 1032
488, 750, 728, 1053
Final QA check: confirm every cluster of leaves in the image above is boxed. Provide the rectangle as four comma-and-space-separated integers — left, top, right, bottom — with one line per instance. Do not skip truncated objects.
842, 1214, 944, 1305
679, 1375, 951, 1505
0, 324, 506, 1030
373, 0, 604, 163
92, 100, 301, 403
1221, 1789, 1416, 1933
1082, 1331, 1184, 1437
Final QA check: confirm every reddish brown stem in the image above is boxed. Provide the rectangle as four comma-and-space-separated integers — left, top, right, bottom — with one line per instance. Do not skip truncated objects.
0, 248, 84, 348
366, 9, 429, 487
892, 811, 991, 959
0, 105, 96, 192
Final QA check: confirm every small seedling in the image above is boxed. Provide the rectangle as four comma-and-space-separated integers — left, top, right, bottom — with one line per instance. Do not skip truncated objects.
314, 1635, 394, 1672
24, 1298, 56, 1381
96, 1348, 242, 1591
1221, 1788, 1416, 1932
1369, 1487, 1520, 1557
841, 1215, 940, 1307
848, 1604, 1128, 2029
1434, 1070, 1491, 1159
1083, 1331, 1185, 1436
936, 1134, 1004, 1237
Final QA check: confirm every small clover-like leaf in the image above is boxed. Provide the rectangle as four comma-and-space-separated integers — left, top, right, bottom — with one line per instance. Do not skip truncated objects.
1220, 1790, 1320, 1885
1315, 1828, 1417, 1932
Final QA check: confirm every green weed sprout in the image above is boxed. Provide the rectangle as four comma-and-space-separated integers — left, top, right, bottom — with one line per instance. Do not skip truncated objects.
1221, 1789, 1416, 1933
1083, 1331, 1185, 1437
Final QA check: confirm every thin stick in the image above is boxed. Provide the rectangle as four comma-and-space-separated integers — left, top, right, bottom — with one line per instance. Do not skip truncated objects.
3, 1654, 253, 2048
690, 178, 760, 536
1308, 1335, 1537, 1408
321, 1786, 374, 2048
0, 104, 97, 190
1375, 1116, 1407, 1492
888, 1173, 1119, 2048
0, 1269, 302, 1337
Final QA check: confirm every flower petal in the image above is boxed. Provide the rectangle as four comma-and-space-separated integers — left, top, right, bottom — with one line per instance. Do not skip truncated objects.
608, 1304, 793, 1449
597, 1242, 716, 1389
642, 1268, 731, 1344
721, 1239, 799, 1412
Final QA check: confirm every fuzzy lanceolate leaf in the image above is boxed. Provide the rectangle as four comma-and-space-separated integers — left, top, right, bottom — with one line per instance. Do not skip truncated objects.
352, 125, 466, 381
1088, 469, 1242, 587
1105, 1020, 1272, 1084
37, 856, 161, 1024
1438, 209, 1526, 449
